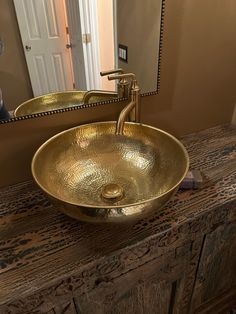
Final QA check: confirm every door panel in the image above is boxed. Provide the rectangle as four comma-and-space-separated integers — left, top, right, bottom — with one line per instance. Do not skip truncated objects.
23, 0, 41, 39
51, 53, 67, 90
33, 55, 51, 94
43, 0, 60, 38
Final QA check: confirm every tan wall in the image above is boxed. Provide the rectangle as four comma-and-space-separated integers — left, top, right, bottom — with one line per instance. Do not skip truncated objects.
117, 0, 161, 94
97, 0, 115, 91
141, 0, 236, 135
0, 0, 33, 111
0, 0, 236, 187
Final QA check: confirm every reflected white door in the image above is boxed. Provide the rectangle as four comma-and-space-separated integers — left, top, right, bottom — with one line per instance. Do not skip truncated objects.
65, 0, 87, 90
14, 0, 74, 96
65, 0, 101, 90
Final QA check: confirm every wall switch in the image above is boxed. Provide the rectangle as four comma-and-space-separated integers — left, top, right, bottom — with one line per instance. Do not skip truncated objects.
118, 44, 128, 63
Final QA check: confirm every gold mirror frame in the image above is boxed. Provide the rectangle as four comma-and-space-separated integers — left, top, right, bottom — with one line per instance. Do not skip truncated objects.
1, 0, 165, 125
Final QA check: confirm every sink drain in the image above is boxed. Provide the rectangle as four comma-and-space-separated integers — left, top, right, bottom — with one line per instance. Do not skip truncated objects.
101, 183, 124, 201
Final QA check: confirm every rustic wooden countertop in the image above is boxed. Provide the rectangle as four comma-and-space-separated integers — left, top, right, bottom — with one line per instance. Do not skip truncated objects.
0, 124, 236, 313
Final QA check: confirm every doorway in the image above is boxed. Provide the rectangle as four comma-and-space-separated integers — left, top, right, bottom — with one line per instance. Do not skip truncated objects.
14, 0, 116, 97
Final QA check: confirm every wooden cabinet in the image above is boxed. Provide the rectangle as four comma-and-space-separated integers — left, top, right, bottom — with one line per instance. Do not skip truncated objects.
72, 225, 236, 314
50, 225, 236, 314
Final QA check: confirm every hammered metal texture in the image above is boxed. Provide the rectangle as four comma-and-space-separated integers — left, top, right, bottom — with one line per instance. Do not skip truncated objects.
14, 91, 117, 117
32, 122, 189, 223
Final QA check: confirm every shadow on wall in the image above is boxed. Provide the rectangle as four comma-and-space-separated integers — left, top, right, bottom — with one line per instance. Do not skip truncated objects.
0, 0, 33, 111
0, 71, 33, 111
141, 0, 185, 132
156, 0, 185, 110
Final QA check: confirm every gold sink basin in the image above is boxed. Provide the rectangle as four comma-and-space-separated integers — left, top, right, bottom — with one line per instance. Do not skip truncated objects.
14, 91, 86, 117
14, 91, 117, 117
32, 122, 189, 223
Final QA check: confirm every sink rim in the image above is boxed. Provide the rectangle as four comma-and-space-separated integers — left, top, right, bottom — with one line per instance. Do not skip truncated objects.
31, 121, 189, 209
14, 90, 87, 117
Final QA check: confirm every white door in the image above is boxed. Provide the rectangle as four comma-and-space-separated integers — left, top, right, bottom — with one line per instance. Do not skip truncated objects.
65, 0, 101, 90
65, 0, 87, 90
14, 0, 74, 97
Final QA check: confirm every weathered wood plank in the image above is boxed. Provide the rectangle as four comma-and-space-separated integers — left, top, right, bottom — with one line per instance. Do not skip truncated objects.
173, 237, 204, 314
193, 287, 236, 314
190, 222, 236, 312
74, 240, 198, 314
53, 301, 77, 314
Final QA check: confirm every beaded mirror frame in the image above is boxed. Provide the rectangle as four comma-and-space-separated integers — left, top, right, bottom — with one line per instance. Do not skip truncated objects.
1, 0, 165, 125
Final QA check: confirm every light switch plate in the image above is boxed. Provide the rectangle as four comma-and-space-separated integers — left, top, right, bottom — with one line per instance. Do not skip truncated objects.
118, 44, 128, 63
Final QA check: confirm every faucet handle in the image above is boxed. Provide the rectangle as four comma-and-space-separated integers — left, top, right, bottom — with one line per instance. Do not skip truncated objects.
100, 68, 124, 77
108, 73, 139, 91
103, 70, 131, 99
108, 73, 136, 81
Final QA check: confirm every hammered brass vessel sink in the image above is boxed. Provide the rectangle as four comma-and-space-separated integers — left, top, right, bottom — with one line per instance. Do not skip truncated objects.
32, 122, 189, 223
14, 91, 117, 117
14, 91, 86, 117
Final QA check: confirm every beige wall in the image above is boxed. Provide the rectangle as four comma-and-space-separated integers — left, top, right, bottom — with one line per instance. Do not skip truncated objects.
1, 0, 236, 187
97, 0, 115, 91
117, 0, 161, 94
0, 0, 33, 111
141, 0, 236, 135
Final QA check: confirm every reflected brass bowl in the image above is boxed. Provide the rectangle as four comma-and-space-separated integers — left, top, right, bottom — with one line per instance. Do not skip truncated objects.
32, 122, 189, 223
14, 91, 86, 117
14, 91, 117, 117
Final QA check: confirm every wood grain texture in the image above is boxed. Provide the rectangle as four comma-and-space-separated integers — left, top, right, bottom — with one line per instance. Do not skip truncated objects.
173, 237, 204, 314
190, 222, 236, 312
193, 288, 236, 314
0, 124, 235, 313
73, 239, 200, 314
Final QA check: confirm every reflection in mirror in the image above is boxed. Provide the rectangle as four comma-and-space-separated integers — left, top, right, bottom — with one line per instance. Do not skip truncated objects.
116, 0, 162, 94
13, 90, 118, 117
1, 0, 163, 120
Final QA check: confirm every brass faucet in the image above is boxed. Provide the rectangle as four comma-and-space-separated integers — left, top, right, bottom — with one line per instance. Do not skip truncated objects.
100, 68, 130, 98
108, 73, 141, 135
83, 69, 130, 104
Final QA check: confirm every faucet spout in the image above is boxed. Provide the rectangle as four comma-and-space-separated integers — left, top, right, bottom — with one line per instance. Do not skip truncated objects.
108, 74, 140, 135
83, 90, 118, 104
116, 100, 135, 135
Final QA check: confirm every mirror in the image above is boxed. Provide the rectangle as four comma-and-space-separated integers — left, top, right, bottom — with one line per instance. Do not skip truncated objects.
0, 0, 164, 122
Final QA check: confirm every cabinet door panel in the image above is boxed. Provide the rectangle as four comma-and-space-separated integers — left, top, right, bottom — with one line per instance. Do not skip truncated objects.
190, 222, 236, 313
109, 280, 172, 314
74, 240, 203, 314
74, 257, 174, 314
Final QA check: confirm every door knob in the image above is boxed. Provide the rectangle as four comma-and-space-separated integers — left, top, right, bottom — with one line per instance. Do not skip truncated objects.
66, 43, 72, 49
25, 45, 31, 51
